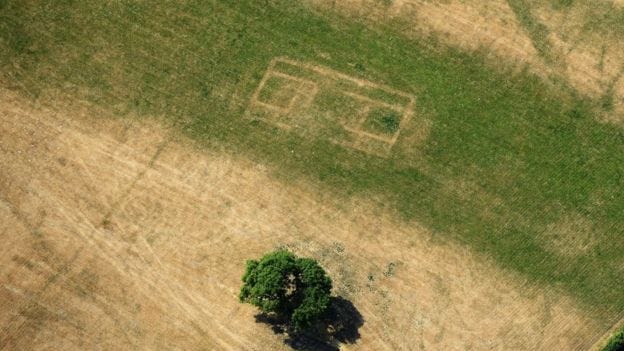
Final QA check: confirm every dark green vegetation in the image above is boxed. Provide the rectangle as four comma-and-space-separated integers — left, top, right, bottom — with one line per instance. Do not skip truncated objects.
603, 326, 624, 351
363, 108, 402, 135
507, 0, 552, 59
240, 250, 332, 332
1, 0, 623, 324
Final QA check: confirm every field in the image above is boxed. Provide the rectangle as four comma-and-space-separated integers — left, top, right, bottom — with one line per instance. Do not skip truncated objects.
1, 0, 623, 350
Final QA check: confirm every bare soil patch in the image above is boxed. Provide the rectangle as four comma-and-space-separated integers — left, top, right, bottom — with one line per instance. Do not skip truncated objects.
0, 89, 606, 349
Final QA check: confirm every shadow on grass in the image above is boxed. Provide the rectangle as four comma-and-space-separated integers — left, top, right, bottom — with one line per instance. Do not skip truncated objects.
254, 296, 364, 351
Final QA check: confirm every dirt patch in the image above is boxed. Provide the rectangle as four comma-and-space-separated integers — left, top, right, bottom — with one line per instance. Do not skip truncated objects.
0, 89, 607, 349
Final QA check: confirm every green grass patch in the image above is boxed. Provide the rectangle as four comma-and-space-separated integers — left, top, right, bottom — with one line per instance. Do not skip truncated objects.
1, 0, 623, 324
506, 0, 553, 60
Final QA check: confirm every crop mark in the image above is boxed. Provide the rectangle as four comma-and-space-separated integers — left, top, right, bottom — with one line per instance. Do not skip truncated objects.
100, 137, 170, 226
247, 57, 416, 157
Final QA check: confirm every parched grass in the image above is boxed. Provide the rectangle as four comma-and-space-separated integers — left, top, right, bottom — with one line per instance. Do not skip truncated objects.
544, 0, 624, 42
568, 1, 624, 39
1, 0, 623, 325
363, 108, 402, 135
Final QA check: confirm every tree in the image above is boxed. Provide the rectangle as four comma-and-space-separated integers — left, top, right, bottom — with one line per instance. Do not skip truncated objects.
239, 250, 332, 332
603, 327, 624, 351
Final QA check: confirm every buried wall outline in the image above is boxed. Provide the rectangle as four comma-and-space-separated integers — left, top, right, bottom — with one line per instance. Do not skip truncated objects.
247, 57, 416, 157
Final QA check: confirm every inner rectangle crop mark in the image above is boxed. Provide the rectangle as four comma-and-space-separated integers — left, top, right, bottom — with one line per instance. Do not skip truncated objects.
252, 71, 318, 113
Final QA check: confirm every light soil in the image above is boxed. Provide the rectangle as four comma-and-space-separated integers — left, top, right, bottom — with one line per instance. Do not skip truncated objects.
0, 89, 606, 350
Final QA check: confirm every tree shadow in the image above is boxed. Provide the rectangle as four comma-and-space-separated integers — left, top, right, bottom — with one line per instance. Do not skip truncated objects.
254, 296, 364, 351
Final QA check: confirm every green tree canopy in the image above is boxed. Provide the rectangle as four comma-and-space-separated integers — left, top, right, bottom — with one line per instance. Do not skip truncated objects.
239, 250, 332, 331
603, 327, 624, 351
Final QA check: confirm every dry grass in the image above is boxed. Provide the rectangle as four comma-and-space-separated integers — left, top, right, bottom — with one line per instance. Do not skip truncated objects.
0, 89, 608, 350
540, 212, 599, 257
309, 0, 624, 124
310, 0, 545, 71
533, 1, 624, 123
588, 315, 624, 351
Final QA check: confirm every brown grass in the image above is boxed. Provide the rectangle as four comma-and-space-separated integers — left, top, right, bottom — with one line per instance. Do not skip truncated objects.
0, 89, 607, 349
309, 0, 624, 124
534, 4, 624, 95
540, 213, 599, 258
588, 315, 624, 351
